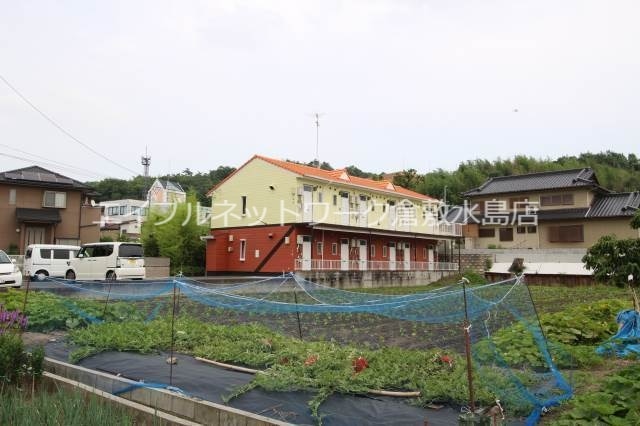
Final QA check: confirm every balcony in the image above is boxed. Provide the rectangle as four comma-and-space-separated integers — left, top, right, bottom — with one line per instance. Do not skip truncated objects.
294, 259, 459, 272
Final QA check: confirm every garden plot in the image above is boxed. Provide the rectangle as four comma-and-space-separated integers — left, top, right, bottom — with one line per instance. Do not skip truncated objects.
7, 275, 574, 425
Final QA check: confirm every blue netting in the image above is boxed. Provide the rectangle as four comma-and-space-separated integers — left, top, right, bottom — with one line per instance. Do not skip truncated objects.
28, 273, 571, 423
596, 309, 640, 357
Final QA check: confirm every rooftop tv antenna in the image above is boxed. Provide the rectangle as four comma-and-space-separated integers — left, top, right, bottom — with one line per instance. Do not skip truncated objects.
313, 112, 324, 168
141, 146, 151, 177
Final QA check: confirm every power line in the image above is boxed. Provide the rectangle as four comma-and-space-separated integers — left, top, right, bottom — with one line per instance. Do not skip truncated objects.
0, 143, 111, 179
0, 74, 139, 176
0, 152, 109, 180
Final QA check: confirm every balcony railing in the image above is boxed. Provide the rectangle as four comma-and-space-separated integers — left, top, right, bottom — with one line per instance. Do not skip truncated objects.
294, 258, 459, 272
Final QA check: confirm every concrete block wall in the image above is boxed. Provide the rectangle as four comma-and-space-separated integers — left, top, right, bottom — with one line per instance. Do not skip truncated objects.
44, 357, 292, 426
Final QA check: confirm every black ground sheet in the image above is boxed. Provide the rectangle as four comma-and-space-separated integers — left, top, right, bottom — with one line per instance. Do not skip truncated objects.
45, 341, 460, 425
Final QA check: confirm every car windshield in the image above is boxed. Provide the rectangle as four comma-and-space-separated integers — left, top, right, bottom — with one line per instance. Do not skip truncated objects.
0, 251, 11, 264
118, 244, 143, 258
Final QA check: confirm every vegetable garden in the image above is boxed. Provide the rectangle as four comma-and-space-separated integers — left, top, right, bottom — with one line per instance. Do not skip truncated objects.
2, 275, 638, 425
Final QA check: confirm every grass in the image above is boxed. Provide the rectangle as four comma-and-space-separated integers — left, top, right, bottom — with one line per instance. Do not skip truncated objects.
0, 384, 135, 425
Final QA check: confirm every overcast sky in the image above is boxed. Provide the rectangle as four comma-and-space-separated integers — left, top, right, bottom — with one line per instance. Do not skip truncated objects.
1, 1, 639, 181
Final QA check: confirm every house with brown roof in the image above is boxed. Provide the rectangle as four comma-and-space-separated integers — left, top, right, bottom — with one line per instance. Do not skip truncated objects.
205, 155, 462, 280
0, 166, 101, 253
452, 168, 640, 249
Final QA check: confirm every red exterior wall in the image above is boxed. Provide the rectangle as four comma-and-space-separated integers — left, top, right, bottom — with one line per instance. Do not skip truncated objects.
206, 225, 298, 274
206, 224, 440, 274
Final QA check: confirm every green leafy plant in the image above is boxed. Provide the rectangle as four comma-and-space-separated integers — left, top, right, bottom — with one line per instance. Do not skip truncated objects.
551, 363, 640, 425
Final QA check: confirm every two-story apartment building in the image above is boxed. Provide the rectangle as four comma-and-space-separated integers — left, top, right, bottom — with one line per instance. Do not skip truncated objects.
206, 155, 461, 275
457, 168, 640, 249
0, 166, 101, 253
99, 199, 149, 239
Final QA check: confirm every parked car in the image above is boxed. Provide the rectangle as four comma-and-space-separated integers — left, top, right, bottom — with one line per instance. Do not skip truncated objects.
24, 244, 80, 281
0, 250, 22, 288
65, 242, 145, 281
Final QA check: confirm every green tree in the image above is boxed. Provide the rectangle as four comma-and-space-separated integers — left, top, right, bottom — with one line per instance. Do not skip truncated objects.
583, 235, 640, 287
141, 193, 208, 275
631, 210, 640, 230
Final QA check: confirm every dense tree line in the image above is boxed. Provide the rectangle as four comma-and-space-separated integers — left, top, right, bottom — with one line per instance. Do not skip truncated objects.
395, 151, 640, 204
87, 151, 639, 205
87, 166, 235, 204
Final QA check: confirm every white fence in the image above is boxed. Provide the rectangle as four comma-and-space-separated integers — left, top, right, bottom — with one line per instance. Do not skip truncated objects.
295, 259, 459, 272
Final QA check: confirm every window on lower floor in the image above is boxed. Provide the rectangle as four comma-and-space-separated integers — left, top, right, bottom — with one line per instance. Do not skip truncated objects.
548, 225, 584, 242
423, 247, 427, 259
370, 244, 376, 258
317, 242, 323, 255
499, 227, 514, 242
239, 239, 247, 261
331, 243, 338, 255
382, 245, 388, 258
478, 228, 495, 238
516, 226, 526, 234
527, 225, 537, 233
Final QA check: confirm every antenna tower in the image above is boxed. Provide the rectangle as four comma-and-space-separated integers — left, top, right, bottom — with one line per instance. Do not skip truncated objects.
141, 147, 151, 177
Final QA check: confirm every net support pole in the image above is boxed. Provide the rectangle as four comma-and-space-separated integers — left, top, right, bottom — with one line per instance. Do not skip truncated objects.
103, 280, 114, 318
169, 278, 179, 386
21, 276, 31, 315
293, 288, 303, 340
462, 278, 476, 413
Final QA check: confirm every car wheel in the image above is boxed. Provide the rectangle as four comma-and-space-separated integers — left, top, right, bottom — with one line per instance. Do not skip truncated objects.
106, 271, 117, 281
34, 270, 49, 281
65, 270, 76, 280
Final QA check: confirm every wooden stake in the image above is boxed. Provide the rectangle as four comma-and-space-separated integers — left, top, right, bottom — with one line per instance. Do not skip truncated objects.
462, 278, 476, 413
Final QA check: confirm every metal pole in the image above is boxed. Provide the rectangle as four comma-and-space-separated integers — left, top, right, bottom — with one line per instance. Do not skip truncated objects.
293, 289, 303, 340
103, 281, 113, 318
169, 279, 178, 386
21, 275, 31, 315
462, 277, 476, 412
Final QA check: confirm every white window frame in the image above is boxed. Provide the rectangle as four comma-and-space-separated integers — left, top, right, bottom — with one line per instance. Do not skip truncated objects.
239, 239, 247, 261
43, 191, 66, 208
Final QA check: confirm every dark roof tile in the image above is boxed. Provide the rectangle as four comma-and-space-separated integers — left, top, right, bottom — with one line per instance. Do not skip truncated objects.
463, 168, 599, 197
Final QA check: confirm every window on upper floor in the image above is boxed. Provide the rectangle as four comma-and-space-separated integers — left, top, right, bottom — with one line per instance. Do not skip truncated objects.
509, 197, 529, 209
540, 193, 574, 207
120, 206, 127, 215
9, 188, 16, 205
43, 191, 66, 208
107, 206, 119, 215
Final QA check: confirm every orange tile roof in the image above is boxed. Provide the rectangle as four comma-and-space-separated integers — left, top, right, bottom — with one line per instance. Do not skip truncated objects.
208, 155, 434, 201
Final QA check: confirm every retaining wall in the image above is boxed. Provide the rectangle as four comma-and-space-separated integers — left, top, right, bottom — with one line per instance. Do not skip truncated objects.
44, 357, 292, 426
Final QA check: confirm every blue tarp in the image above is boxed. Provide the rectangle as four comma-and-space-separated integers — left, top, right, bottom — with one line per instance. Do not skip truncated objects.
596, 309, 640, 357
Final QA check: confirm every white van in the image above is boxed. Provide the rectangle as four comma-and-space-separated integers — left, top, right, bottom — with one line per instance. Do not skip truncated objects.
24, 244, 80, 281
65, 242, 146, 281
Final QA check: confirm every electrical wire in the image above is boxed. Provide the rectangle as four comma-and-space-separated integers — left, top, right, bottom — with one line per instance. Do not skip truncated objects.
0, 152, 109, 180
0, 143, 112, 179
0, 73, 139, 176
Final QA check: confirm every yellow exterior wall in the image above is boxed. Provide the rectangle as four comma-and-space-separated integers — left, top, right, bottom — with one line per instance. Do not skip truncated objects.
209, 158, 444, 234
470, 188, 592, 212
473, 219, 638, 249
